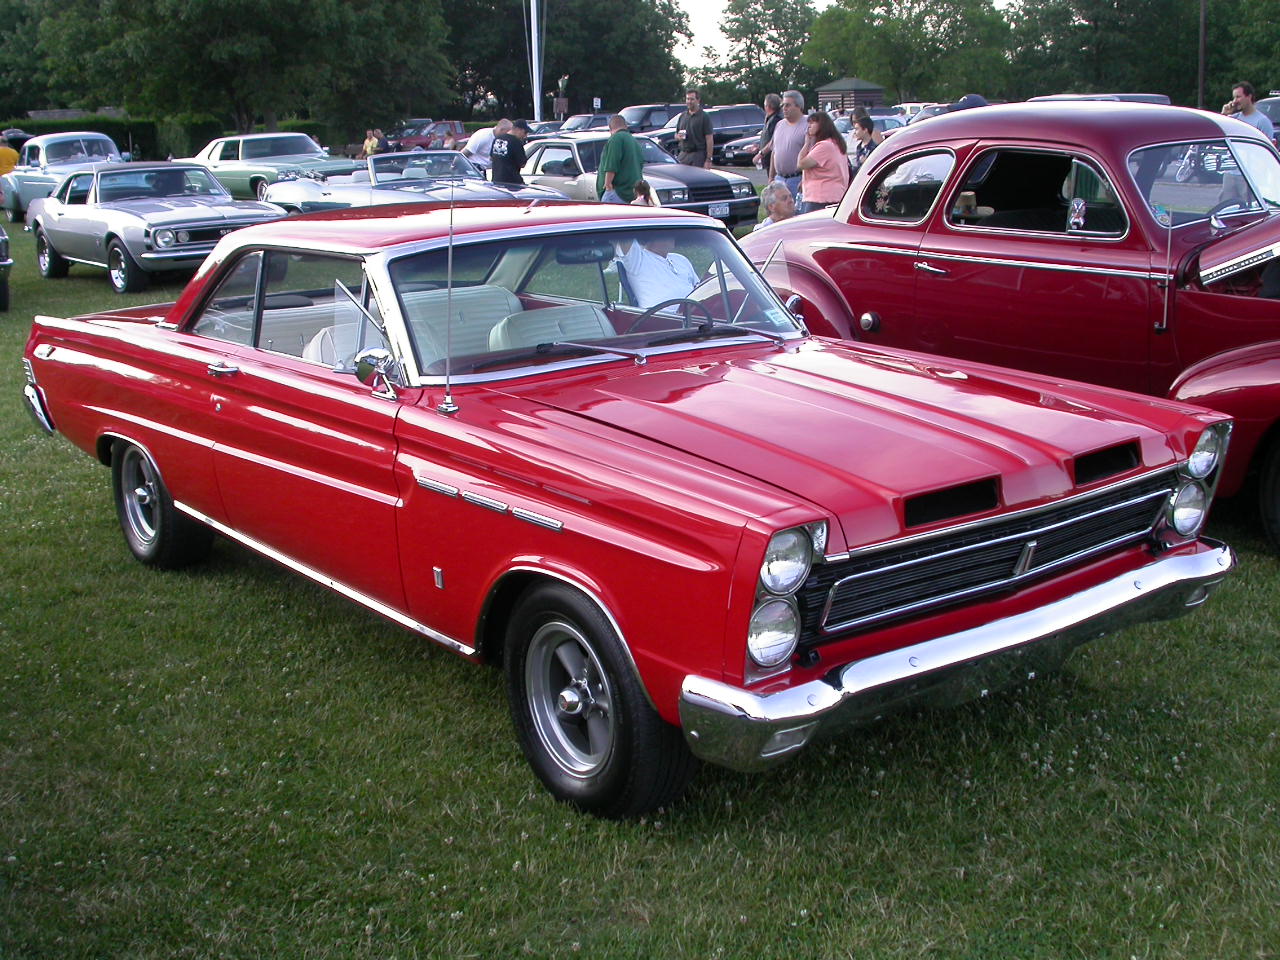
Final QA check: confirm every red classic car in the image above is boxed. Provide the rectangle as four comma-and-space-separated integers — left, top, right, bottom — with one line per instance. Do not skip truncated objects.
741, 101, 1280, 549
23, 201, 1234, 817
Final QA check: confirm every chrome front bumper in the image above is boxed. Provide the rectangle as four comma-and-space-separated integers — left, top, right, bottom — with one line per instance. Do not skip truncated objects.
679, 540, 1234, 772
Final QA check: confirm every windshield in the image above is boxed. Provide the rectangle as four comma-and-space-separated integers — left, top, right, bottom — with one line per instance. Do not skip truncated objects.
243, 134, 324, 159
636, 138, 675, 164
560, 116, 594, 132
369, 151, 482, 184
99, 167, 227, 199
1129, 137, 1280, 226
386, 225, 802, 378
44, 137, 119, 164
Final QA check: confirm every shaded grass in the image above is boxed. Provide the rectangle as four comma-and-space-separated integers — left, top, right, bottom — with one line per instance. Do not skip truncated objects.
1, 225, 1277, 959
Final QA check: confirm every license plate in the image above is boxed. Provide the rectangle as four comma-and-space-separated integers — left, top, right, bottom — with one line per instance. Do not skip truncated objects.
708, 202, 730, 217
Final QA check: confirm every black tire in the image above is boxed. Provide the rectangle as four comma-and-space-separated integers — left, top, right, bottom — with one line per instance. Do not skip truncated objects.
504, 582, 698, 818
107, 239, 147, 294
0, 277, 8, 312
111, 441, 212, 568
4, 202, 22, 224
252, 178, 269, 200
35, 228, 68, 278
1259, 441, 1280, 551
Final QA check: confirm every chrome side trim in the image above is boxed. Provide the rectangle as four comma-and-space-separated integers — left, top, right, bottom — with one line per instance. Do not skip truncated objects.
416, 476, 459, 497
816, 241, 1167, 282
462, 491, 508, 513
680, 540, 1234, 772
174, 501, 476, 657
512, 507, 564, 531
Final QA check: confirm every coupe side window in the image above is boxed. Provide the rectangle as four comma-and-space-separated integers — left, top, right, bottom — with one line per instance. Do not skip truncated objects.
533, 146, 576, 177
948, 149, 1126, 235
191, 251, 263, 346
215, 141, 240, 162
63, 174, 92, 205
862, 151, 954, 223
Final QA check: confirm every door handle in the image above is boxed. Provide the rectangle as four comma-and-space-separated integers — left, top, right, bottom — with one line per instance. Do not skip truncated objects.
914, 261, 948, 275
207, 361, 240, 377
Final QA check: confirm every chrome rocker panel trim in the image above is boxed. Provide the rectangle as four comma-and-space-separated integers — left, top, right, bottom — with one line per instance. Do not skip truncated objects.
679, 540, 1234, 772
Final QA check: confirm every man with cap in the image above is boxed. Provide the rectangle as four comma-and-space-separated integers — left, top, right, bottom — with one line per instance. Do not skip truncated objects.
489, 119, 530, 185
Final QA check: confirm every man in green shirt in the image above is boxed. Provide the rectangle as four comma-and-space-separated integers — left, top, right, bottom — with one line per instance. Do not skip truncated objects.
597, 115, 645, 203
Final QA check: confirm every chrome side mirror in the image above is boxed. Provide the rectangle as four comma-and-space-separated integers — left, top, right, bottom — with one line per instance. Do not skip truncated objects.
784, 294, 805, 324
354, 348, 402, 399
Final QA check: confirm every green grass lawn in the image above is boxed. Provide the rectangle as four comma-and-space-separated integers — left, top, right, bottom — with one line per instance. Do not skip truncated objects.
1, 224, 1277, 959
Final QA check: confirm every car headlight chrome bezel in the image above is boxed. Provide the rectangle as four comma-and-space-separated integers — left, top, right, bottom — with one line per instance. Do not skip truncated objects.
659, 187, 688, 203
732, 182, 755, 198
747, 597, 800, 668
1169, 481, 1209, 536
153, 228, 176, 248
759, 527, 814, 596
1185, 426, 1225, 480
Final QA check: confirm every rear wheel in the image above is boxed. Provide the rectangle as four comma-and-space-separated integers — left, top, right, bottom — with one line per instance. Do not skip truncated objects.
1259, 442, 1280, 551
35, 228, 68, 278
252, 178, 269, 200
4, 202, 21, 223
504, 582, 697, 818
111, 441, 212, 568
107, 239, 147, 294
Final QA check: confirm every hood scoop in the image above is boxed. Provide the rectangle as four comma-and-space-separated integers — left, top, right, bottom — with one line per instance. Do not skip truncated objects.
1073, 441, 1139, 487
903, 478, 999, 528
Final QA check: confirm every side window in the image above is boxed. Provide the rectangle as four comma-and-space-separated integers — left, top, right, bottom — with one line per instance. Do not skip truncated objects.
863, 151, 954, 223
22, 145, 39, 166
533, 146, 575, 176
190, 252, 263, 346
64, 174, 92, 205
215, 141, 239, 162
576, 142, 602, 173
521, 146, 543, 175
257, 251, 387, 367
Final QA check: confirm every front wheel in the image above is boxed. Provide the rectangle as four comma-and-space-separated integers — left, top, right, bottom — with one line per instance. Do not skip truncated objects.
107, 239, 147, 294
35, 228, 69, 278
111, 441, 212, 568
1259, 442, 1280, 551
504, 583, 697, 818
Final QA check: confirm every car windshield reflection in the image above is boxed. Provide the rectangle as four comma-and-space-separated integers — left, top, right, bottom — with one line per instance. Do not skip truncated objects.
387, 226, 802, 377
369, 151, 483, 184
99, 167, 228, 201
1130, 137, 1280, 225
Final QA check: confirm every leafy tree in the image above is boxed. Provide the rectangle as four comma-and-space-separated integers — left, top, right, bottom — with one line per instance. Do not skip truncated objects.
0, 0, 46, 119
695, 0, 832, 103
801, 0, 1010, 103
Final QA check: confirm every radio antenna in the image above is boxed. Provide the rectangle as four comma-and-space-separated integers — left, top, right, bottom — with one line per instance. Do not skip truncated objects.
437, 177, 460, 415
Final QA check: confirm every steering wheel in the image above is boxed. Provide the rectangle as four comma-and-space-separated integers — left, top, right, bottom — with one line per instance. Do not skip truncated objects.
625, 298, 714, 333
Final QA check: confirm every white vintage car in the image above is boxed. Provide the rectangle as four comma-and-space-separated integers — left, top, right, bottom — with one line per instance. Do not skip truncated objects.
1, 131, 125, 222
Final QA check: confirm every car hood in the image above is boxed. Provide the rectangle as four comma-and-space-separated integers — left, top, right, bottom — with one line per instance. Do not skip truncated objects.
642, 163, 744, 187
100, 197, 283, 222
288, 178, 562, 205
499, 340, 1184, 549
1194, 212, 1280, 285
260, 154, 353, 172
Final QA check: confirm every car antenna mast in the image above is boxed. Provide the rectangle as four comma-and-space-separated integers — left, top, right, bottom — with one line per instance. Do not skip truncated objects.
437, 180, 461, 414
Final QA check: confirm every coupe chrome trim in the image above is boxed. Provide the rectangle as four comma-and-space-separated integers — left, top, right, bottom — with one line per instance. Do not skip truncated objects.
415, 475, 459, 497
680, 540, 1234, 772
174, 501, 477, 657
512, 507, 564, 531
815, 241, 1167, 282
462, 491, 508, 513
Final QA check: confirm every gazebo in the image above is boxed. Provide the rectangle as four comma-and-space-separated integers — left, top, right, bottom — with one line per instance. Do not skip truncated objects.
815, 78, 887, 112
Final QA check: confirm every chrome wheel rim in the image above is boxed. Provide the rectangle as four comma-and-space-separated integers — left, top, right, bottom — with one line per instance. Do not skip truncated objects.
36, 234, 49, 272
108, 249, 127, 291
120, 447, 159, 545
525, 619, 615, 777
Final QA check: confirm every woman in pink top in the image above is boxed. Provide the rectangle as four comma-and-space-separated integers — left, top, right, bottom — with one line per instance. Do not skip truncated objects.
796, 111, 850, 213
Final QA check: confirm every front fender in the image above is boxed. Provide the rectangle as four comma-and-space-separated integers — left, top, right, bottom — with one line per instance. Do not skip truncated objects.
1170, 341, 1280, 496
755, 258, 856, 340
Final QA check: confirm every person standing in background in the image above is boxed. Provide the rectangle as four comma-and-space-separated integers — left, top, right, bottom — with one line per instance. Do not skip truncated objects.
768, 90, 807, 199
598, 115, 646, 203
796, 111, 849, 213
675, 90, 714, 169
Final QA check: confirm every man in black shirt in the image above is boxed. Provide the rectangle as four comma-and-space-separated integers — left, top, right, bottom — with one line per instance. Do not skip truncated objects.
675, 89, 714, 168
489, 119, 530, 185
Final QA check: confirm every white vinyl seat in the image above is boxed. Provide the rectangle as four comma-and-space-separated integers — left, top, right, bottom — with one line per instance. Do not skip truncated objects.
402, 284, 524, 363
350, 169, 371, 183
489, 304, 614, 350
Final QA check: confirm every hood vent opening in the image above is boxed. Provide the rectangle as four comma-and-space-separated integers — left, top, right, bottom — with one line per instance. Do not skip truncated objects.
903, 478, 998, 528
1073, 441, 1139, 487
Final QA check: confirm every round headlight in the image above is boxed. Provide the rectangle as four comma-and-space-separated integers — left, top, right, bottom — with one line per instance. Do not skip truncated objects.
747, 598, 800, 667
760, 528, 812, 595
153, 229, 175, 248
1169, 482, 1208, 536
1187, 429, 1222, 479
176, 230, 190, 244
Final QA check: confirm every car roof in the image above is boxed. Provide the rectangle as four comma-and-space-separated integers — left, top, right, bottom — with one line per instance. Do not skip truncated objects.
28, 131, 116, 144
221, 201, 714, 253
89, 161, 204, 174
222, 132, 317, 141
880, 101, 1259, 156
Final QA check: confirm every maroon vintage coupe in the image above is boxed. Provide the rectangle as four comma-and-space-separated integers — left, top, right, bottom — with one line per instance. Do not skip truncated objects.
23, 201, 1234, 816
742, 101, 1280, 549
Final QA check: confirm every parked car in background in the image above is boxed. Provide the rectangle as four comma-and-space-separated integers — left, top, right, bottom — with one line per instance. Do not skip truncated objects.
521, 131, 758, 226
651, 104, 766, 157
835, 114, 906, 153
27, 162, 285, 294
263, 150, 565, 213
527, 114, 613, 142
0, 222, 11, 310
186, 133, 357, 199
390, 119, 468, 151
23, 201, 1235, 817
1029, 93, 1172, 104
906, 103, 951, 124
718, 133, 764, 166
1, 131, 124, 222
740, 100, 1280, 547
619, 103, 685, 132
525, 119, 563, 136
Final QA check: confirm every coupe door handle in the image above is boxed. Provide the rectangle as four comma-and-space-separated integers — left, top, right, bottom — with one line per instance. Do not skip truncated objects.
914, 260, 948, 275
206, 361, 240, 377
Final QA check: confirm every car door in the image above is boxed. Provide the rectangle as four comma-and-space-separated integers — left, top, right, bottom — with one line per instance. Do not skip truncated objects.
205, 139, 249, 196
189, 247, 406, 610
42, 172, 99, 261
910, 146, 1154, 389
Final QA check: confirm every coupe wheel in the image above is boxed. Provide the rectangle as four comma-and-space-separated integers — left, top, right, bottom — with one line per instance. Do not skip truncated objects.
504, 582, 697, 818
107, 240, 147, 294
1259, 441, 1280, 551
253, 178, 269, 200
35, 228, 68, 278
111, 441, 212, 568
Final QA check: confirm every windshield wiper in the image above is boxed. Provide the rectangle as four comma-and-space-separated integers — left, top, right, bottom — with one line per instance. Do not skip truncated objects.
644, 321, 790, 348
466, 340, 648, 373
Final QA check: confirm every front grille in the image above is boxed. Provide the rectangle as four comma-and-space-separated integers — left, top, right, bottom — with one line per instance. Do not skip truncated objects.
177, 222, 259, 246
688, 183, 734, 203
797, 470, 1177, 646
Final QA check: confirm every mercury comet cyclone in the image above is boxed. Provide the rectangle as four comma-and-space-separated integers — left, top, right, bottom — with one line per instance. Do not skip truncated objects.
742, 101, 1280, 549
1, 131, 124, 222
26, 162, 285, 294
522, 132, 759, 226
22, 202, 1234, 817
263, 150, 565, 213
186, 132, 357, 199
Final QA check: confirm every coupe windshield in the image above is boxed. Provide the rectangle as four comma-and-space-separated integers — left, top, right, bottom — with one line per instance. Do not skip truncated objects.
387, 226, 802, 377
99, 167, 227, 200
1130, 137, 1280, 225
243, 135, 324, 159
369, 151, 482, 184
45, 137, 119, 164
